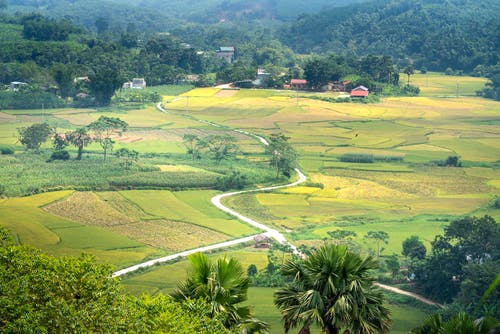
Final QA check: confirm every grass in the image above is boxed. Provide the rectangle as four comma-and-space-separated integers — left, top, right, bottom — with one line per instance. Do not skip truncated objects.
119, 190, 258, 237
121, 247, 270, 295
0, 191, 164, 268
246, 287, 429, 334
411, 72, 488, 97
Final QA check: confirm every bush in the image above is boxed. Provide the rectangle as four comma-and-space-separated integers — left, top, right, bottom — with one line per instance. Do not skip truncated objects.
432, 155, 462, 167
0, 88, 65, 109
0, 147, 14, 155
402, 84, 420, 96
340, 153, 374, 163
47, 150, 70, 162
216, 170, 247, 191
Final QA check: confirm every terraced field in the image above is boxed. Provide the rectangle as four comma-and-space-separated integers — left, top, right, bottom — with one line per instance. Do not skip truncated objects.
1, 76, 498, 333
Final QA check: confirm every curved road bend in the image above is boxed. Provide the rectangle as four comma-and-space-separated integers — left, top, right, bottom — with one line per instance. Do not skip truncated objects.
113, 169, 306, 278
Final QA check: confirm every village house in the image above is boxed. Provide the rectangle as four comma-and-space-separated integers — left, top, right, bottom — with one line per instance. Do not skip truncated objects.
216, 46, 235, 63
123, 78, 147, 89
253, 68, 270, 87
350, 85, 369, 98
9, 81, 27, 91
289, 79, 308, 90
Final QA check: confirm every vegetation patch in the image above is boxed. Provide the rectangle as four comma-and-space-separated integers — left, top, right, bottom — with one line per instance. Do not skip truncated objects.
110, 219, 230, 252
44, 191, 136, 227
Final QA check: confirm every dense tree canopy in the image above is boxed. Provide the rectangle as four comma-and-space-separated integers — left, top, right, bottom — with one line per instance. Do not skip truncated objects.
17, 122, 52, 152
280, 0, 500, 72
414, 216, 500, 317
0, 226, 235, 333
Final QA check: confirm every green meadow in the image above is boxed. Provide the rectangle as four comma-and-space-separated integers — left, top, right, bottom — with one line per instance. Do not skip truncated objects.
0, 76, 498, 332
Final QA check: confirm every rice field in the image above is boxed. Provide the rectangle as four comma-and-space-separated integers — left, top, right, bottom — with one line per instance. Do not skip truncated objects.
0, 77, 498, 330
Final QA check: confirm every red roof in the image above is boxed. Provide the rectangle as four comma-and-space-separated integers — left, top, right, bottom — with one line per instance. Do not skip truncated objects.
350, 90, 369, 97
290, 79, 307, 85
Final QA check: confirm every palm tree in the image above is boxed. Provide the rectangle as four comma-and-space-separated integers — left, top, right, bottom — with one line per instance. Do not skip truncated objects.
171, 252, 268, 333
274, 244, 391, 334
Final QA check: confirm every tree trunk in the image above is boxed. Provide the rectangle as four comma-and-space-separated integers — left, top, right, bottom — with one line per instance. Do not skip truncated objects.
76, 145, 83, 160
324, 323, 339, 334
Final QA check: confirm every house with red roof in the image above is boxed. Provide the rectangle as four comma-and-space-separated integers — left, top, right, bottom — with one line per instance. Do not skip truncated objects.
290, 79, 307, 90
350, 85, 369, 98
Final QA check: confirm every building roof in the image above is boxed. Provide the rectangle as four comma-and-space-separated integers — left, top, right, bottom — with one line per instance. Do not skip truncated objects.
291, 79, 307, 85
350, 90, 369, 97
219, 47, 235, 52
352, 85, 369, 91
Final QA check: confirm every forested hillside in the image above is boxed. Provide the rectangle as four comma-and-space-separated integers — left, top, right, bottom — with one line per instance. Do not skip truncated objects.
280, 0, 500, 72
5, 0, 362, 30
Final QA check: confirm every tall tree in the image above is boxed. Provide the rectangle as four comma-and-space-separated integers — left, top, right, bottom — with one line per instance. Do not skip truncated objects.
17, 122, 52, 153
404, 65, 415, 86
171, 252, 268, 333
274, 244, 391, 334
364, 230, 389, 258
182, 133, 204, 160
88, 116, 127, 161
66, 127, 92, 160
88, 67, 123, 106
265, 133, 297, 178
402, 235, 426, 260
51, 63, 74, 98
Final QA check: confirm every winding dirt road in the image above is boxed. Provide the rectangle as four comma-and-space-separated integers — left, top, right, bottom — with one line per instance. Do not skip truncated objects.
112, 102, 442, 308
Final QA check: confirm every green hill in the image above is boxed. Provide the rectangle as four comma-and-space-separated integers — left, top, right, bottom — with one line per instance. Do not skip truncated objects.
279, 0, 500, 71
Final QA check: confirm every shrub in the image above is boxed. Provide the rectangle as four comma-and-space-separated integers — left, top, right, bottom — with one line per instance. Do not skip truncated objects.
340, 153, 374, 163
216, 170, 247, 191
494, 197, 500, 209
0, 147, 14, 155
47, 150, 70, 162
402, 84, 420, 96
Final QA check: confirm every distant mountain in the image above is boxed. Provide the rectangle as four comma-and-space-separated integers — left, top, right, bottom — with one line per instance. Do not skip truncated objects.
133, 0, 365, 22
279, 0, 500, 71
6, 0, 365, 30
6, 0, 176, 32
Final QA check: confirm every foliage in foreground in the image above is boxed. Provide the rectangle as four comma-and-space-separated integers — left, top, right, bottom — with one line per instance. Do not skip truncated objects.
171, 252, 269, 333
0, 228, 232, 333
274, 243, 391, 334
411, 313, 498, 334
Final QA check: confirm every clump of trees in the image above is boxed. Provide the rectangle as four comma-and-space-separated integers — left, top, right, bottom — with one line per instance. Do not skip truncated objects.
182, 133, 239, 164
17, 117, 129, 163
412, 216, 500, 318
0, 226, 233, 333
